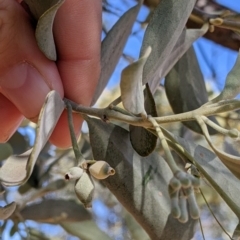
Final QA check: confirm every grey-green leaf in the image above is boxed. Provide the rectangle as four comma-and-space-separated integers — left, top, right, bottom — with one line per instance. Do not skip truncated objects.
130, 83, 158, 156
149, 25, 208, 92
20, 199, 91, 222
165, 46, 218, 134
91, 1, 142, 105
0, 143, 13, 161
86, 117, 196, 239
120, 47, 151, 115
124, 211, 150, 240
194, 145, 240, 217
23, 0, 63, 20
208, 50, 240, 103
0, 91, 64, 186
74, 172, 95, 208
7, 131, 29, 155
35, 0, 65, 60
159, 215, 196, 240
171, 134, 240, 218
140, 0, 196, 89
156, 25, 208, 90
24, 0, 65, 60
61, 221, 113, 240
196, 116, 240, 179
0, 202, 16, 220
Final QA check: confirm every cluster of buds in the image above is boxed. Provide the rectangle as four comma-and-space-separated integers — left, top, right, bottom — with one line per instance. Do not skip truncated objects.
169, 170, 200, 223
65, 160, 115, 208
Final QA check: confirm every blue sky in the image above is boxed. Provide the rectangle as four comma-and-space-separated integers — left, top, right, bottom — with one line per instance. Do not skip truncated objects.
103, 0, 239, 96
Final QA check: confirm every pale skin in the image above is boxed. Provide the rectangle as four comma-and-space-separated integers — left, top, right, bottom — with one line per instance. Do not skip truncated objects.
0, 0, 102, 148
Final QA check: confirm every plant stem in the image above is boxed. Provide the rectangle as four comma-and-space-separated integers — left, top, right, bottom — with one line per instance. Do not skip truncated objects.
198, 217, 206, 240
66, 102, 85, 164
199, 188, 233, 240
148, 116, 180, 173
64, 98, 240, 128
109, 96, 122, 106
201, 116, 229, 135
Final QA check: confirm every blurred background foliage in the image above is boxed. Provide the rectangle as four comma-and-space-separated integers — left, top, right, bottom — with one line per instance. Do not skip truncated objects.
1, 0, 240, 239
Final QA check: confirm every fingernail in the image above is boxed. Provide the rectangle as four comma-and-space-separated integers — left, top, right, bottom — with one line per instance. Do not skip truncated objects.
1, 62, 50, 119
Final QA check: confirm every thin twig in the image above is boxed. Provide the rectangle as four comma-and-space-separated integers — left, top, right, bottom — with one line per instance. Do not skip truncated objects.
148, 116, 180, 173
201, 116, 229, 135
109, 96, 122, 106
39, 149, 71, 184
66, 102, 85, 164
198, 217, 206, 240
199, 188, 233, 240
64, 98, 240, 128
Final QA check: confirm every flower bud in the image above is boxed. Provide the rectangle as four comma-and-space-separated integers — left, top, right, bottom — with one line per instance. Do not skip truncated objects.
89, 161, 115, 180
178, 196, 188, 223
74, 172, 94, 208
176, 171, 191, 188
228, 129, 239, 139
171, 197, 181, 219
169, 177, 181, 191
65, 167, 83, 181
188, 191, 200, 219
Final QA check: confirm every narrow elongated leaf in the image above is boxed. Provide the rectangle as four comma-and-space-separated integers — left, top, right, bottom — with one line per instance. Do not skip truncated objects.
20, 199, 91, 222
0, 150, 31, 186
0, 202, 16, 220
208, 51, 240, 103
24, 0, 65, 60
0, 183, 4, 195
23, 0, 62, 19
35, 0, 65, 60
170, 134, 240, 217
120, 47, 151, 115
140, 0, 196, 89
91, 1, 142, 105
130, 84, 158, 156
233, 223, 240, 239
149, 25, 208, 92
124, 211, 150, 240
194, 145, 240, 217
0, 143, 13, 161
74, 172, 94, 208
61, 221, 112, 240
19, 179, 66, 206
28, 228, 50, 240
159, 25, 208, 87
159, 215, 196, 240
165, 46, 218, 134
86, 117, 196, 239
196, 117, 240, 178
7, 131, 28, 155
0, 91, 64, 186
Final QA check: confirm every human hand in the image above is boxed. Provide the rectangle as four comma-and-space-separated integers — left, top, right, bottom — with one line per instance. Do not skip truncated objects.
0, 0, 102, 148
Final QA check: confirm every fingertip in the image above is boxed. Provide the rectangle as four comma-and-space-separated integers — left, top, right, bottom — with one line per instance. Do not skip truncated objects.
49, 110, 83, 149
0, 94, 24, 142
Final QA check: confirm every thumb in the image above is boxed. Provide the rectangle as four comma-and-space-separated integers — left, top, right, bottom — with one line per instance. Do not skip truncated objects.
0, 0, 63, 121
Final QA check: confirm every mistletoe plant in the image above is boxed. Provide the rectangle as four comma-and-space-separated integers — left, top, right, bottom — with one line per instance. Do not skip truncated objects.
1, 0, 240, 239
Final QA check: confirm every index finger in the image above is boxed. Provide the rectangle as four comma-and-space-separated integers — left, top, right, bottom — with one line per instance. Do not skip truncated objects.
50, 0, 102, 147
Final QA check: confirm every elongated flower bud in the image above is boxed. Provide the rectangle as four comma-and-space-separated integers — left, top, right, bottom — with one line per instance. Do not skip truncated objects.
178, 195, 188, 223
188, 192, 200, 219
89, 161, 115, 180
74, 172, 94, 208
